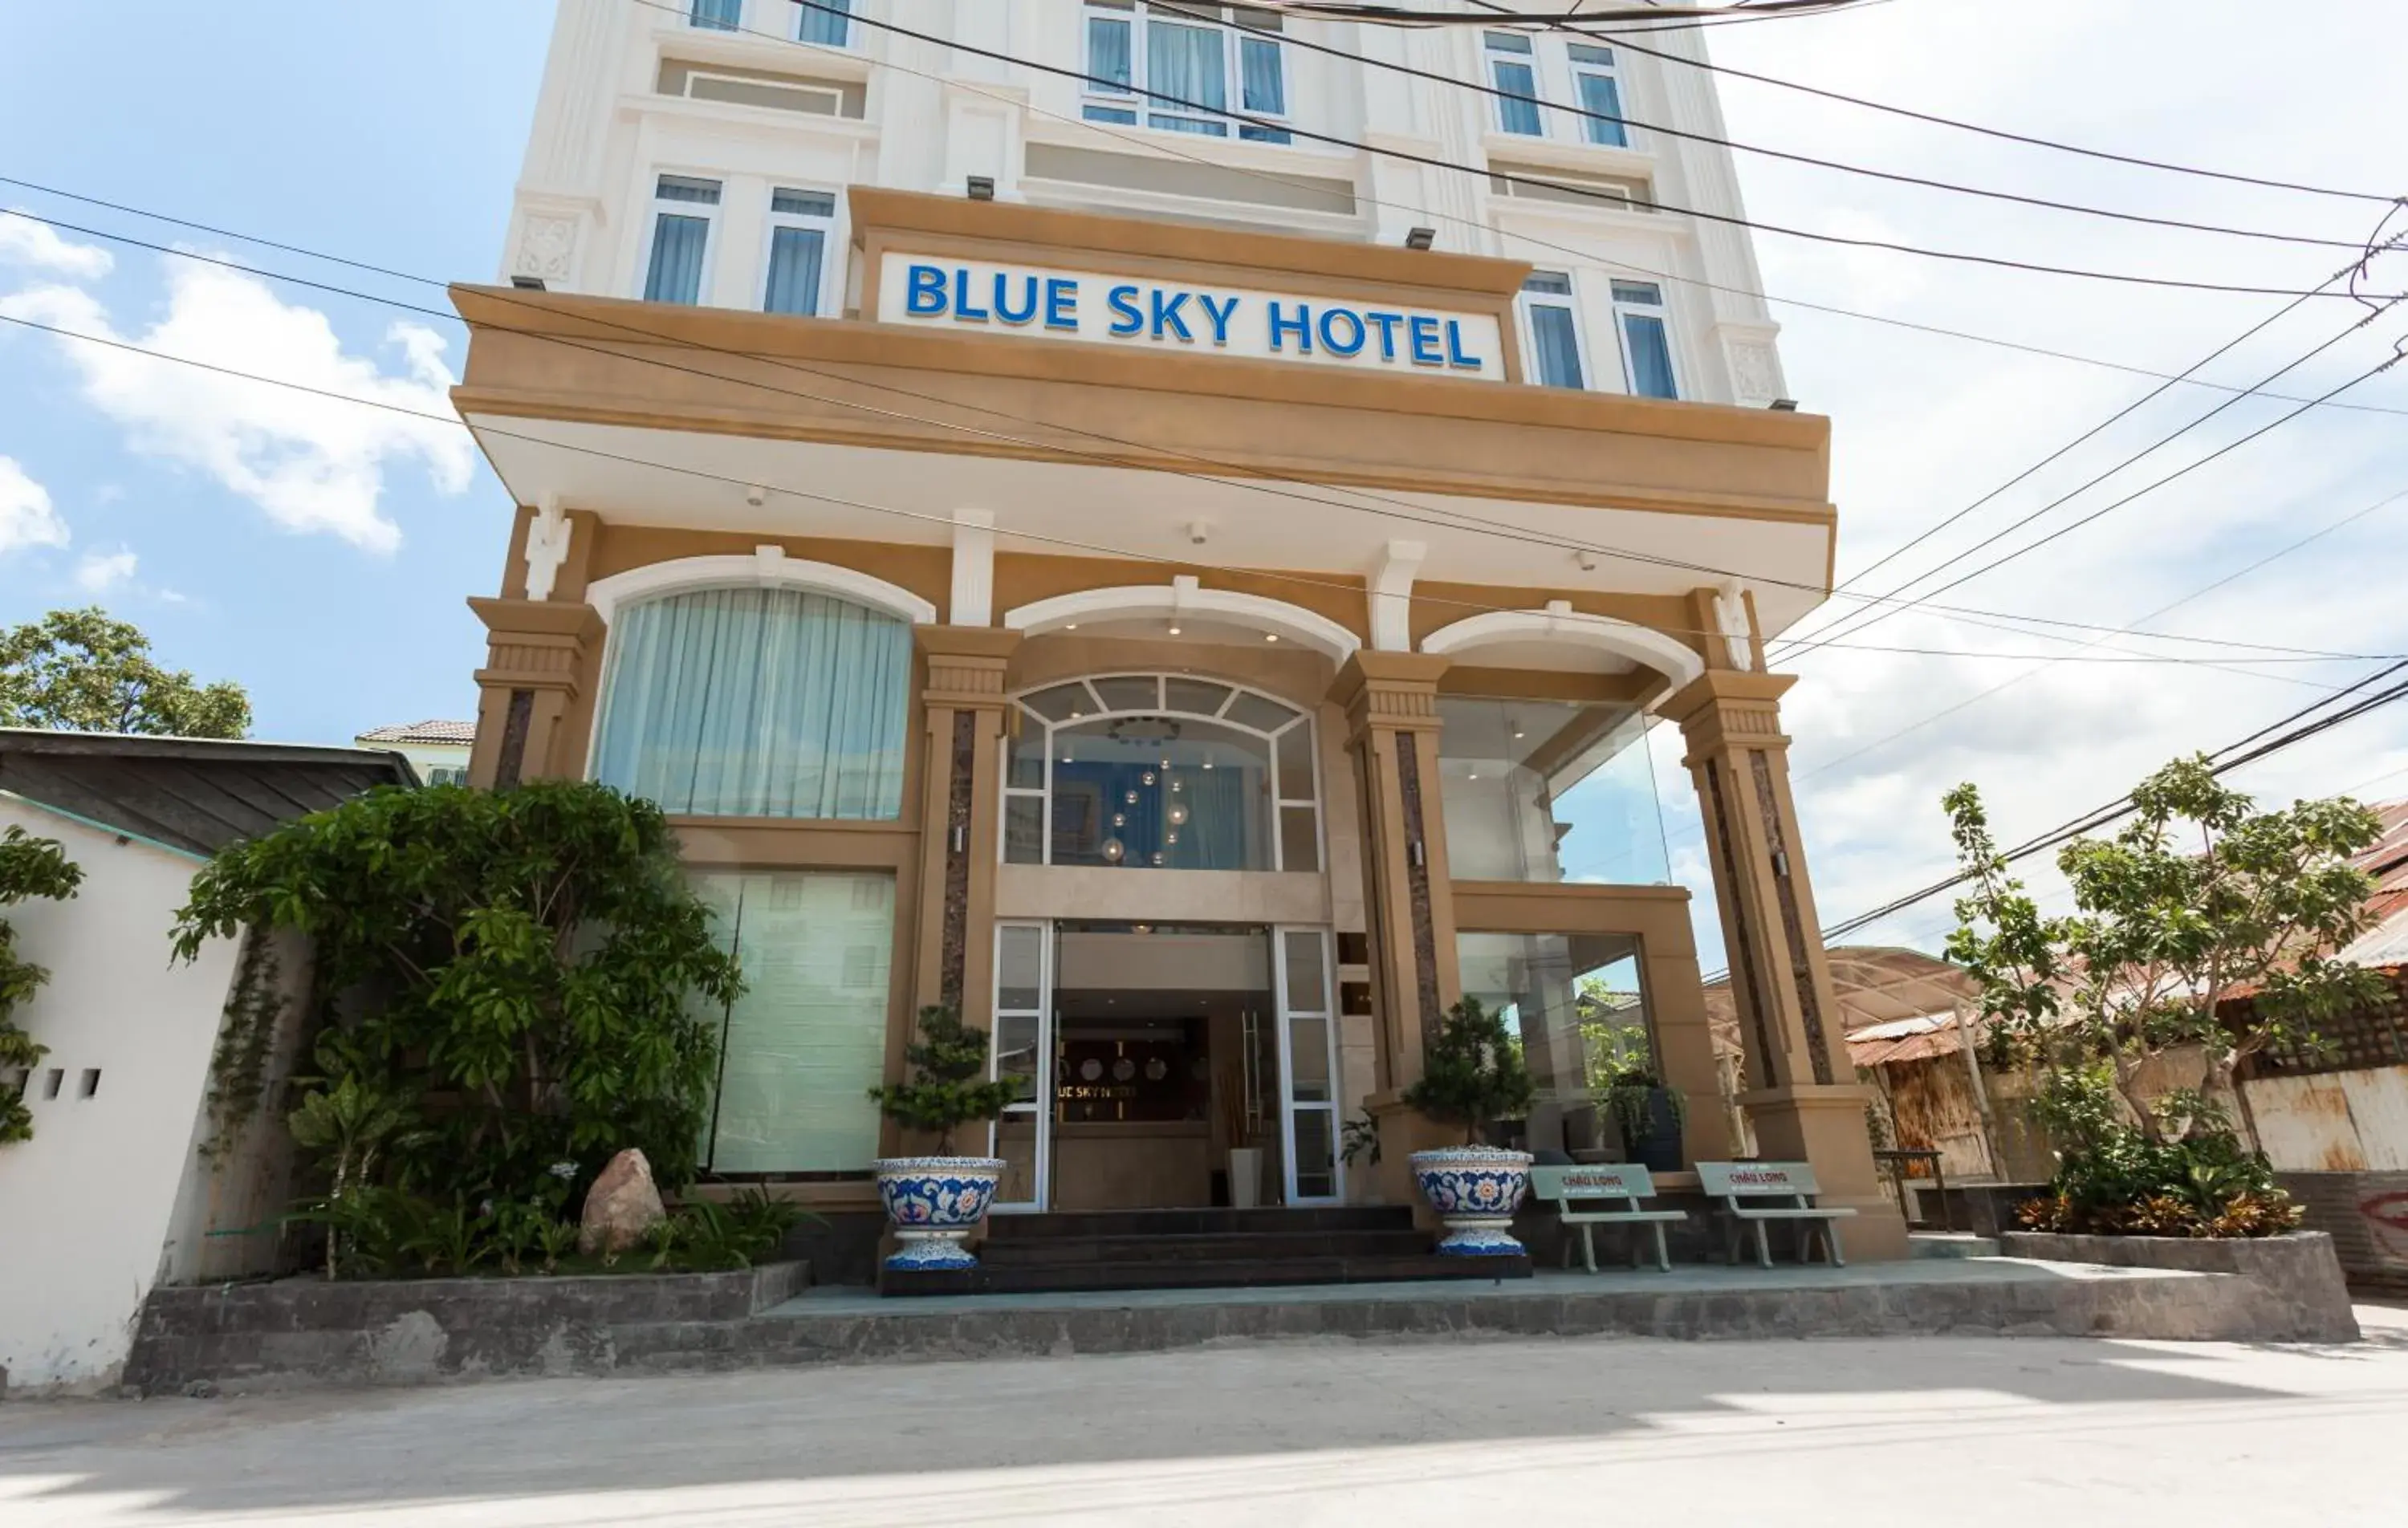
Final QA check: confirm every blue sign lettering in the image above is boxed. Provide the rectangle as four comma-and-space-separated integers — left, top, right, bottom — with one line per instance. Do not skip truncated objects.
1198, 292, 1239, 346
1317, 307, 1367, 359
1366, 311, 1404, 362
1044, 278, 1080, 331
953, 267, 990, 323
905, 262, 948, 316
1408, 315, 1443, 368
995, 274, 1040, 327
1151, 289, 1194, 343
1445, 319, 1482, 371
1268, 300, 1312, 354
1107, 284, 1145, 336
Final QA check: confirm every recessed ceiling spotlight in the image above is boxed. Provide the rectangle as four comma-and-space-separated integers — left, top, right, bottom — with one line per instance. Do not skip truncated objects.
1264, 632, 1279, 643
1167, 625, 1182, 636
1064, 623, 1079, 631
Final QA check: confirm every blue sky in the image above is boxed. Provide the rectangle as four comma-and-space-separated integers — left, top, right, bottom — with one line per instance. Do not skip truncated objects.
0, 1, 555, 744
3, 1, 2406, 967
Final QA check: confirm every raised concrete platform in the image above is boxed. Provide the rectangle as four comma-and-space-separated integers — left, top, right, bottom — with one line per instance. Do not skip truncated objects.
118, 1255, 2327, 1394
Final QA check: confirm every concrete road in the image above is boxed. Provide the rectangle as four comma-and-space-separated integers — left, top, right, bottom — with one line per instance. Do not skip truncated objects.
5, 1306, 2403, 1526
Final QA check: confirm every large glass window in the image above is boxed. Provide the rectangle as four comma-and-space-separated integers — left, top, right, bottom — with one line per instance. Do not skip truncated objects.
1004, 675, 1320, 872
694, 871, 894, 1174
1485, 31, 1543, 136
1457, 931, 1649, 1160
1520, 271, 1586, 390
1568, 43, 1629, 148
1613, 280, 1680, 400
592, 585, 911, 819
1437, 696, 1669, 884
642, 175, 721, 306
1083, 2, 1290, 144
763, 187, 836, 316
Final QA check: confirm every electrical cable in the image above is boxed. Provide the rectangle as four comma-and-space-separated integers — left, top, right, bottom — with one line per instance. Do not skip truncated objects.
10, 201, 2388, 668
771, 0, 2403, 301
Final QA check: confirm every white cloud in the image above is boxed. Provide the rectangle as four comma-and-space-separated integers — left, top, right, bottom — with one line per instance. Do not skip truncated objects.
0, 212, 114, 280
73, 547, 137, 594
0, 455, 70, 555
0, 258, 474, 553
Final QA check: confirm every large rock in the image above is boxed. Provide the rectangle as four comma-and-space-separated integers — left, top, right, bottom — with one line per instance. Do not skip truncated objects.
579, 1148, 666, 1257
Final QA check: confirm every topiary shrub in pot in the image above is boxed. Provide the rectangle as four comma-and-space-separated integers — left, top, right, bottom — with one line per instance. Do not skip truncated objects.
1403, 998, 1538, 1256
1601, 1064, 1687, 1174
868, 1005, 1020, 1270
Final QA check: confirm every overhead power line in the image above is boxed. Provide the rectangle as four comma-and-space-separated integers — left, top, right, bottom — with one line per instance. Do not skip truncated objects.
6, 200, 2389, 673
1259, 1, 1873, 25
774, 0, 2403, 301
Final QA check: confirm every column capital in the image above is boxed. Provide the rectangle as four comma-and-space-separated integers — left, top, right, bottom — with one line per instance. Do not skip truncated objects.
1660, 668, 1796, 758
917, 624, 1022, 710
1329, 649, 1450, 735
467, 596, 604, 695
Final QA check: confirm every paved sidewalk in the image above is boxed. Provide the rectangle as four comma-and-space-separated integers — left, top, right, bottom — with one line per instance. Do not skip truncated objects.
5, 1305, 2402, 1526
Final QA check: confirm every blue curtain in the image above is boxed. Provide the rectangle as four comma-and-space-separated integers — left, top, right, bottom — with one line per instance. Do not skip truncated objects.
1623, 314, 1678, 399
1530, 304, 1584, 389
689, 0, 739, 30
1149, 18, 1226, 113
799, 0, 851, 46
1088, 14, 1132, 91
644, 214, 710, 305
763, 226, 824, 316
1578, 73, 1628, 147
1493, 60, 1542, 135
1239, 35, 1283, 114
593, 587, 910, 819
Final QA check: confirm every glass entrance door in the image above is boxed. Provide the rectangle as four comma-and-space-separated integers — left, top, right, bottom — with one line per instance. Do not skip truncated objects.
990, 920, 1053, 1211
1272, 926, 1342, 1204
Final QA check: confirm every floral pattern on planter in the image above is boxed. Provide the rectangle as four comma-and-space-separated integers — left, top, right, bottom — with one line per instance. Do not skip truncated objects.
1410, 1147, 1535, 1256
875, 1156, 1007, 1270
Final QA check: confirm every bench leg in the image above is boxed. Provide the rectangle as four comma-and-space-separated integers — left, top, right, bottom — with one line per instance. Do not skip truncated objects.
1828, 1220, 1847, 1268
1650, 1221, 1671, 1273
1580, 1224, 1598, 1274
1752, 1221, 1772, 1269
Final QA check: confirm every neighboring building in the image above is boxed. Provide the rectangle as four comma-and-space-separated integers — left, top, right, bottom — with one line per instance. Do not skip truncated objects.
352, 719, 477, 785
458, 2, 1900, 1256
0, 731, 413, 1392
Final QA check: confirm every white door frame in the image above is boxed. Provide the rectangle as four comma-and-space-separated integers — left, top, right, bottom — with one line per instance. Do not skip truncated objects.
1271, 924, 1344, 1205
989, 919, 1054, 1213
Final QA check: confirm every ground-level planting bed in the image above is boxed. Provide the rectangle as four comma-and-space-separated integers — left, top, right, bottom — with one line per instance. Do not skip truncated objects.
124, 1262, 807, 1393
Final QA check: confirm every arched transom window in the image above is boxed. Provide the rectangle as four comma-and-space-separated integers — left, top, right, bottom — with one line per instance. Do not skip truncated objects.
1005, 675, 1320, 872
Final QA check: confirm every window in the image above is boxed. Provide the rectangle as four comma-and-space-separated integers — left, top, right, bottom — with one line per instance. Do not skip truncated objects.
1612, 279, 1679, 400
689, 0, 741, 30
763, 188, 836, 316
798, 0, 852, 47
1436, 697, 1668, 884
591, 585, 912, 819
1083, 3, 1290, 144
1457, 931, 1651, 1159
1568, 43, 1629, 148
424, 766, 467, 786
1484, 31, 1542, 136
1004, 675, 1320, 872
1519, 271, 1585, 390
693, 870, 894, 1174
642, 175, 721, 306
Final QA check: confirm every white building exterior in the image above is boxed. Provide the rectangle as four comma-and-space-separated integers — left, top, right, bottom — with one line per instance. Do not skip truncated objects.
502, 0, 1788, 411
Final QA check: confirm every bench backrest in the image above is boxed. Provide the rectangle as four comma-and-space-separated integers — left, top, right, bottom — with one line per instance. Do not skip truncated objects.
1697, 1160, 1822, 1201
1529, 1162, 1658, 1205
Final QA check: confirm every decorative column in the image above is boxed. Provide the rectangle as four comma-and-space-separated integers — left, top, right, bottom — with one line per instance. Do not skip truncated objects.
909, 627, 1022, 1033
1659, 667, 1910, 1260
465, 598, 605, 789
1329, 649, 1462, 1205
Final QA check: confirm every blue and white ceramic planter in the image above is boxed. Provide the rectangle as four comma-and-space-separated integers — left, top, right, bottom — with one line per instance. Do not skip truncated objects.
874, 1156, 1007, 1270
1409, 1147, 1535, 1256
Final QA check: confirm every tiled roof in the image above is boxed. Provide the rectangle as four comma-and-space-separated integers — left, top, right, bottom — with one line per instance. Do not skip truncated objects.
354, 720, 477, 746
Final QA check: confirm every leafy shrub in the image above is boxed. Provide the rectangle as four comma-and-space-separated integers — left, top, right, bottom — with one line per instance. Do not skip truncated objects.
868, 1005, 1019, 1156
1403, 998, 1535, 1148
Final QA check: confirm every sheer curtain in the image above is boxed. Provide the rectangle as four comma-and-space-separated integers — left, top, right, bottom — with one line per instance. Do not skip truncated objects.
1492, 59, 1542, 135
1577, 72, 1629, 147
689, 0, 740, 30
1239, 35, 1283, 114
1089, 12, 1133, 91
592, 586, 910, 819
799, 0, 851, 46
1622, 314, 1678, 400
763, 226, 824, 315
644, 216, 710, 305
1148, 16, 1226, 112
1529, 305, 1585, 389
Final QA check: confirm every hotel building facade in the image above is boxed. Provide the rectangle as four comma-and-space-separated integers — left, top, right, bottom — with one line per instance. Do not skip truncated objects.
462, 0, 1905, 1258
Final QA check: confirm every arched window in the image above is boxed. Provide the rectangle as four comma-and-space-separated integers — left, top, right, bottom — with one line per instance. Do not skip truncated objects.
1003, 675, 1321, 872
592, 585, 911, 819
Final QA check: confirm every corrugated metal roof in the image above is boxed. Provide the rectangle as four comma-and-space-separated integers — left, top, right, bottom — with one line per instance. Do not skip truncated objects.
0, 729, 417, 858
354, 719, 477, 746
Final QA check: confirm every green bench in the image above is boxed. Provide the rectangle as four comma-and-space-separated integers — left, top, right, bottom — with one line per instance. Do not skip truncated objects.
1698, 1160, 1856, 1267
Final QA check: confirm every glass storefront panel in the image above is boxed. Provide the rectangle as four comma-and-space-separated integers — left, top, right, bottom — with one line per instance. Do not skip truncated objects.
1455, 930, 1650, 1160
1436, 697, 1669, 884
1050, 715, 1275, 870
694, 870, 895, 1173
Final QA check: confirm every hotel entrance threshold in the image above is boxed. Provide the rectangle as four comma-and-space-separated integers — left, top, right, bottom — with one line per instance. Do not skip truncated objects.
878, 1205, 1531, 1297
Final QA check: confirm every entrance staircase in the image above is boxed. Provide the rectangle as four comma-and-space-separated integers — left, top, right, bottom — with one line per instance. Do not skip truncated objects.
880, 1205, 1533, 1296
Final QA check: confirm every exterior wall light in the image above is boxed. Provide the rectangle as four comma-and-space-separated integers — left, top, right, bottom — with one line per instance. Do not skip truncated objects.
1770, 398, 1799, 411
1405, 227, 1437, 250
966, 176, 996, 201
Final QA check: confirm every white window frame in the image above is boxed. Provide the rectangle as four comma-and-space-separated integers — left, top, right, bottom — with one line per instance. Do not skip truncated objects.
1609, 279, 1682, 400
640, 173, 723, 307
1517, 270, 1592, 392
1080, 2, 1292, 144
1565, 42, 1632, 148
759, 185, 841, 318
1483, 30, 1545, 137
795, 0, 854, 49
688, 0, 743, 32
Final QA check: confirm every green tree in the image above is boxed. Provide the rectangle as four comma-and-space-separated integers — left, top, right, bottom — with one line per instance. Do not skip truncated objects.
0, 827, 84, 1144
869, 1005, 1020, 1156
1403, 997, 1536, 1147
171, 781, 743, 1197
0, 607, 250, 738
1946, 756, 2386, 1157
